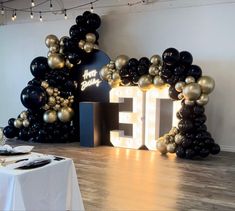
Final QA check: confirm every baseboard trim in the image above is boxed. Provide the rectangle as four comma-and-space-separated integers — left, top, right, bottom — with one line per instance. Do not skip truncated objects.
220, 145, 235, 152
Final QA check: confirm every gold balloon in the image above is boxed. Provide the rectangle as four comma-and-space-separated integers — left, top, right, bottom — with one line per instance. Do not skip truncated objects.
78, 40, 86, 49
85, 33, 96, 43
108, 79, 120, 88
48, 96, 56, 107
156, 141, 167, 154
112, 72, 121, 81
107, 62, 115, 69
150, 55, 162, 66
197, 76, 215, 94
49, 44, 60, 54
43, 104, 50, 110
65, 59, 74, 69
41, 81, 49, 89
43, 110, 57, 123
14, 118, 23, 128
175, 81, 185, 92
178, 93, 184, 100
59, 47, 64, 55
46, 87, 54, 96
20, 111, 28, 120
93, 44, 99, 50
153, 75, 164, 87
115, 55, 129, 70
196, 94, 209, 106
45, 34, 59, 48
47, 51, 53, 57
48, 53, 65, 69
185, 100, 195, 106
22, 119, 30, 127
169, 127, 179, 136
84, 42, 94, 53
175, 134, 184, 144
148, 64, 159, 76
54, 104, 61, 111
138, 75, 153, 91
59, 36, 69, 46
57, 107, 74, 122
167, 143, 176, 153
100, 65, 112, 81
183, 83, 201, 100
185, 76, 195, 84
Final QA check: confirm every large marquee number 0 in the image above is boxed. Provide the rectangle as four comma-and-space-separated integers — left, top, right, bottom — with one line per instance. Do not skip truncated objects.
110, 87, 181, 150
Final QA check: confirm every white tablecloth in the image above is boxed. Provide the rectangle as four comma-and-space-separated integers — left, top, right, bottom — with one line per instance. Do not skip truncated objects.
0, 153, 84, 211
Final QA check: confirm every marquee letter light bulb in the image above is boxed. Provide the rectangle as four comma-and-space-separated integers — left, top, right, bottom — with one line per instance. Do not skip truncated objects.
110, 87, 145, 149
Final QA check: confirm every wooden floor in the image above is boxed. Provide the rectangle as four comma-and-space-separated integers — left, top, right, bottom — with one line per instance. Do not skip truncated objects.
7, 141, 235, 211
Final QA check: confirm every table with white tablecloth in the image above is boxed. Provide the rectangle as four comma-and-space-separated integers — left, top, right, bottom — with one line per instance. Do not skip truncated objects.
0, 153, 84, 211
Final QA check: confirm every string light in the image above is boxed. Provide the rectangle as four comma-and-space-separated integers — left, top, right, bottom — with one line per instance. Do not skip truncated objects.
30, 8, 34, 19
39, 11, 42, 22
1, 3, 4, 15
64, 9, 67, 20
11, 11, 15, 21
31, 0, 35, 7
14, 10, 17, 19
49, 0, 53, 10
90, 2, 94, 13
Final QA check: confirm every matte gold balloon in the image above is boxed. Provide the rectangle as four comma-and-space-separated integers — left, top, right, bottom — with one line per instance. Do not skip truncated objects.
57, 107, 74, 122
156, 141, 167, 154
185, 76, 195, 84
59, 36, 69, 46
49, 44, 60, 54
20, 111, 28, 120
84, 42, 94, 53
22, 119, 30, 127
150, 55, 162, 66
14, 118, 23, 128
41, 81, 49, 89
100, 65, 112, 81
185, 99, 195, 106
197, 76, 215, 94
48, 96, 56, 107
48, 53, 65, 69
148, 64, 159, 76
115, 55, 129, 70
175, 81, 185, 92
183, 83, 201, 100
196, 94, 209, 106
65, 59, 74, 69
43, 110, 57, 123
138, 75, 153, 91
78, 40, 86, 49
153, 75, 164, 87
46, 87, 54, 96
175, 134, 184, 144
45, 34, 59, 48
85, 33, 96, 43
167, 143, 176, 153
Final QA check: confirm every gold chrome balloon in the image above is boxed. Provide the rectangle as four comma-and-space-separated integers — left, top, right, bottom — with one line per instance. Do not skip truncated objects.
112, 72, 121, 81
196, 94, 209, 105
156, 141, 167, 154
178, 93, 184, 100
57, 107, 74, 122
46, 87, 54, 96
85, 33, 96, 43
48, 53, 65, 69
48, 96, 56, 107
43, 110, 57, 123
138, 75, 153, 91
41, 81, 49, 89
175, 81, 185, 92
185, 76, 195, 84
183, 83, 201, 100
59, 47, 64, 55
65, 59, 74, 69
45, 34, 59, 48
169, 127, 179, 136
167, 143, 176, 153
100, 65, 112, 81
47, 51, 53, 57
84, 42, 94, 53
59, 36, 69, 46
185, 100, 195, 106
175, 134, 184, 144
14, 118, 23, 128
197, 76, 215, 94
20, 111, 28, 120
49, 44, 60, 54
78, 40, 86, 49
43, 104, 50, 110
108, 79, 120, 88
148, 64, 159, 76
150, 55, 162, 66
153, 76, 164, 87
115, 55, 129, 70
22, 119, 30, 127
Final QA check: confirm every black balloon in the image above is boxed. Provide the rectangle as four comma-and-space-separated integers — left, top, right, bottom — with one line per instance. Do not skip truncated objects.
160, 67, 172, 79
67, 49, 84, 65
193, 105, 205, 115
128, 58, 139, 67
18, 129, 30, 141
178, 119, 194, 132
30, 57, 49, 78
139, 57, 150, 66
185, 148, 196, 159
199, 148, 210, 158
137, 65, 148, 75
194, 114, 207, 127
21, 86, 47, 110
176, 147, 186, 158
3, 126, 17, 138
180, 51, 193, 66
83, 11, 91, 18
76, 15, 85, 26
173, 66, 186, 76
8, 118, 16, 127
169, 86, 180, 100
162, 48, 180, 66
179, 105, 192, 118
187, 65, 202, 79
86, 13, 101, 30
69, 25, 87, 40
210, 144, 220, 155
181, 138, 193, 149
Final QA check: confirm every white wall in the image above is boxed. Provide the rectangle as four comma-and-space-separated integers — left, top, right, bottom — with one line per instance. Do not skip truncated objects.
0, 0, 235, 151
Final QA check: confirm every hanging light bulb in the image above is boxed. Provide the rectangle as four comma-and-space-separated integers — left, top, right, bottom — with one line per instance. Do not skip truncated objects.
90, 2, 94, 13
14, 10, 17, 20
11, 11, 15, 21
31, 0, 35, 7
64, 9, 67, 20
39, 11, 42, 22
1, 4, 4, 15
30, 8, 34, 19
50, 0, 53, 10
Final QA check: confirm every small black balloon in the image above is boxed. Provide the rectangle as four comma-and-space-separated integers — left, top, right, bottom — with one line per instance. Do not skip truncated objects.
180, 51, 193, 66
210, 143, 220, 155
8, 118, 16, 127
67, 49, 83, 65
196, 124, 207, 131
178, 119, 194, 132
193, 104, 205, 115
176, 147, 186, 158
137, 65, 148, 76
160, 67, 173, 79
83, 11, 91, 18
119, 68, 130, 78
168, 86, 180, 100
162, 48, 180, 66
199, 148, 210, 158
179, 105, 192, 118
3, 126, 17, 138
181, 138, 193, 149
128, 58, 139, 67
30, 57, 49, 78
187, 65, 202, 79
173, 66, 186, 76
185, 148, 196, 159
69, 25, 87, 40
18, 129, 30, 141
194, 114, 207, 127
139, 57, 150, 66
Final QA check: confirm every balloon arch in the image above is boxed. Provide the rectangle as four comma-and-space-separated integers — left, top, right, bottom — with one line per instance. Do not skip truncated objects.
3, 11, 220, 159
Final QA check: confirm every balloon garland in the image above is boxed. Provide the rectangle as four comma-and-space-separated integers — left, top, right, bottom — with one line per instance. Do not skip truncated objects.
100, 48, 220, 159
3, 11, 101, 143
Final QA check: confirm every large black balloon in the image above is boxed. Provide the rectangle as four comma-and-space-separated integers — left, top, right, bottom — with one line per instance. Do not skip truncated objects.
8, 118, 15, 127
86, 13, 101, 30
137, 65, 148, 75
162, 48, 180, 66
3, 126, 17, 138
67, 49, 84, 65
180, 51, 193, 66
69, 25, 87, 40
76, 15, 85, 26
199, 148, 210, 158
178, 119, 194, 132
210, 144, 220, 155
21, 86, 47, 110
128, 58, 139, 67
179, 105, 192, 118
187, 65, 202, 79
139, 57, 150, 67
30, 57, 49, 78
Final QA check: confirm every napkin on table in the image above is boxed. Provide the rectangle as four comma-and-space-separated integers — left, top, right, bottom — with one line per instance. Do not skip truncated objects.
0, 145, 34, 153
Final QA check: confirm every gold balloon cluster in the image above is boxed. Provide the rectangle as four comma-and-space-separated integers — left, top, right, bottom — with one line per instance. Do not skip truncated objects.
156, 127, 179, 154
13, 111, 30, 129
78, 33, 99, 53
174, 75, 215, 106
41, 81, 74, 123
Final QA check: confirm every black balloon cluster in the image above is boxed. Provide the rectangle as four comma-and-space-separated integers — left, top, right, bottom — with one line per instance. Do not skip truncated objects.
3, 11, 101, 143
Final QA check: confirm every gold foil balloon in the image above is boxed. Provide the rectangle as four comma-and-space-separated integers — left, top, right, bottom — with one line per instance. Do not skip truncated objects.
14, 119, 23, 128
59, 36, 69, 46
41, 81, 49, 89
183, 83, 201, 100
196, 94, 209, 105
185, 76, 195, 84
153, 76, 164, 87
84, 42, 94, 53
100, 65, 111, 81
197, 76, 215, 94
138, 75, 153, 91
57, 107, 74, 122
20, 111, 28, 120
22, 119, 30, 127
78, 40, 86, 49
45, 34, 59, 48
43, 110, 57, 123
175, 81, 185, 92
48, 53, 65, 69
150, 55, 162, 66
65, 59, 74, 69
85, 33, 96, 43
49, 44, 60, 54
48, 96, 56, 107
115, 55, 129, 70
148, 65, 159, 76
167, 143, 176, 153
46, 87, 54, 96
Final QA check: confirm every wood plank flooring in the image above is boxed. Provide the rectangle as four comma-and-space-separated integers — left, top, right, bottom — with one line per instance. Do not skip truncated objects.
7, 140, 235, 211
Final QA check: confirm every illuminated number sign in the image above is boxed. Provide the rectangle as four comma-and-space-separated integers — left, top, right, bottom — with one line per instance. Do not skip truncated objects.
110, 86, 181, 150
